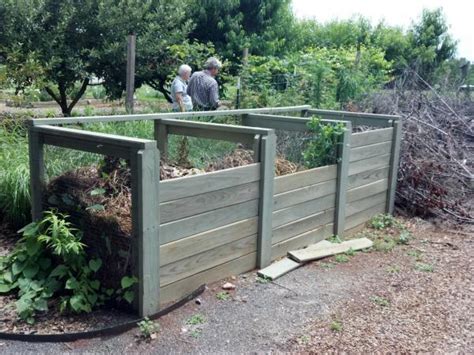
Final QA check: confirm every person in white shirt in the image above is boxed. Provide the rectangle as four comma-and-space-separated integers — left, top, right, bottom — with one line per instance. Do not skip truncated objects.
170, 64, 193, 112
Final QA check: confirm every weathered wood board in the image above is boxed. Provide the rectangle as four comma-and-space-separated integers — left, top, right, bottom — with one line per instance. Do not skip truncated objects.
288, 237, 373, 263
257, 257, 301, 280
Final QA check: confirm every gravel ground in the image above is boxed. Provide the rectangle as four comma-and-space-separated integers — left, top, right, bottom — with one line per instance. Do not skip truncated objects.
1, 218, 472, 353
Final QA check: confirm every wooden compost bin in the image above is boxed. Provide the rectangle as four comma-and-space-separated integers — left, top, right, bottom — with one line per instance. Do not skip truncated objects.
28, 105, 401, 317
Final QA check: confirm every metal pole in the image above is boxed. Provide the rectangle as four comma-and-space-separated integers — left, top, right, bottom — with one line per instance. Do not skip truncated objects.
126, 34, 136, 114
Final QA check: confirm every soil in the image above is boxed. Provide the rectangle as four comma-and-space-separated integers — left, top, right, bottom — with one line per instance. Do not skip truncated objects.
0, 218, 472, 353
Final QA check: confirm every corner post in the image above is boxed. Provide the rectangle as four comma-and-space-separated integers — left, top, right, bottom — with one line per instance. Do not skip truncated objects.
131, 144, 161, 316
257, 133, 276, 268
386, 118, 402, 214
28, 125, 45, 221
154, 119, 168, 159
334, 121, 352, 236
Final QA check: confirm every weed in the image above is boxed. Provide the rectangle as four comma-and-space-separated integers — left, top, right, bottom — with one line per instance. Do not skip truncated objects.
137, 317, 160, 340
397, 230, 411, 245
216, 291, 230, 301
190, 329, 202, 338
320, 262, 334, 269
330, 320, 342, 332
407, 249, 423, 261
328, 235, 342, 243
345, 247, 356, 256
297, 335, 311, 344
370, 296, 390, 307
334, 254, 349, 263
186, 313, 206, 325
370, 214, 398, 230
415, 263, 434, 272
386, 265, 400, 273
256, 275, 271, 284
373, 236, 396, 252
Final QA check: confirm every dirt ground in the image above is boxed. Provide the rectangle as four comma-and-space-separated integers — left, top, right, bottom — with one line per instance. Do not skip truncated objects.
0, 217, 472, 353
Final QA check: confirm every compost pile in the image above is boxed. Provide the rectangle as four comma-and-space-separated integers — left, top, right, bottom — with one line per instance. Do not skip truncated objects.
361, 75, 473, 224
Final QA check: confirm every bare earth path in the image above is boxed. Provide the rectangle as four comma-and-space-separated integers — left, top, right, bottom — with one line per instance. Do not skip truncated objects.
1, 218, 472, 353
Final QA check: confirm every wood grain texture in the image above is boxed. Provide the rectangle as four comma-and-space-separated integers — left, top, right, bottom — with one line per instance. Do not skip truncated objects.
271, 223, 333, 260
348, 166, 390, 189
350, 141, 392, 162
347, 179, 389, 203
387, 120, 402, 214
160, 234, 257, 286
28, 129, 45, 220
160, 199, 259, 244
160, 181, 259, 223
160, 217, 258, 266
272, 208, 335, 244
345, 191, 387, 217
273, 179, 336, 211
257, 257, 301, 280
344, 203, 386, 230
272, 194, 336, 228
348, 154, 391, 176
159, 164, 260, 202
160, 252, 257, 305
274, 165, 337, 194
335, 123, 351, 236
351, 128, 393, 148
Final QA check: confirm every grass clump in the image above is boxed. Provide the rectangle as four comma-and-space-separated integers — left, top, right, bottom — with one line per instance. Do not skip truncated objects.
330, 320, 342, 332
186, 313, 206, 325
415, 263, 434, 272
370, 296, 390, 307
216, 291, 230, 301
334, 254, 349, 263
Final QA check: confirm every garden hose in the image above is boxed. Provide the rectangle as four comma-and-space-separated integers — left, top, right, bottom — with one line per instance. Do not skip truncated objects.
0, 284, 205, 343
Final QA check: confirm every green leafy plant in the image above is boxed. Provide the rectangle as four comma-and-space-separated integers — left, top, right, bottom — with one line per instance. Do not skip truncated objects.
186, 313, 206, 325
216, 291, 230, 301
386, 265, 400, 273
415, 263, 434, 272
256, 275, 271, 284
334, 254, 349, 263
302, 117, 345, 169
370, 214, 398, 230
137, 317, 160, 340
117, 276, 138, 304
330, 320, 343, 332
0, 211, 112, 323
328, 235, 342, 244
370, 295, 390, 307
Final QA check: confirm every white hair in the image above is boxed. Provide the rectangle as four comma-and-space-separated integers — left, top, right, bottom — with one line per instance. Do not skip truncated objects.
204, 57, 222, 70
178, 64, 192, 76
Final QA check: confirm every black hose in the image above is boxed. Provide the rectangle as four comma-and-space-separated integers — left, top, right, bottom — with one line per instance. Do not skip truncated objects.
0, 284, 205, 343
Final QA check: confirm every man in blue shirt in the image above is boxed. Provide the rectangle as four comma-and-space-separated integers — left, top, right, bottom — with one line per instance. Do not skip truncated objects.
187, 57, 222, 110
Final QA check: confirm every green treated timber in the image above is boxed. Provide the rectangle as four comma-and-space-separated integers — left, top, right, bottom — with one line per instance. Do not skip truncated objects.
345, 191, 387, 217
160, 163, 260, 203
334, 122, 352, 236
307, 109, 400, 126
131, 147, 161, 317
345, 203, 386, 230
154, 120, 168, 158
28, 128, 45, 221
273, 179, 336, 211
244, 113, 346, 132
348, 153, 391, 176
274, 165, 337, 194
387, 120, 402, 214
32, 106, 311, 126
257, 257, 301, 280
351, 128, 394, 148
347, 179, 389, 203
348, 166, 390, 189
350, 141, 392, 162
167, 125, 256, 146
257, 133, 276, 268
160, 217, 258, 266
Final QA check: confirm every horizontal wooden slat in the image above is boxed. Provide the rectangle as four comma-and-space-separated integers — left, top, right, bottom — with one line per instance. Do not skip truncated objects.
347, 179, 388, 203
271, 223, 333, 260
345, 192, 387, 217
160, 252, 257, 305
244, 115, 308, 132
167, 125, 255, 146
161, 199, 259, 244
160, 163, 260, 202
161, 234, 257, 286
274, 179, 336, 211
273, 208, 334, 244
344, 203, 386, 231
348, 154, 391, 176
350, 141, 392, 162
351, 128, 393, 148
272, 194, 336, 228
348, 166, 390, 189
161, 181, 259, 223
307, 109, 396, 127
160, 217, 258, 265
274, 165, 337, 194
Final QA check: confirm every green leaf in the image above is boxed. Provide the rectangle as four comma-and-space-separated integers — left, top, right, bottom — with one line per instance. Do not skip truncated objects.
23, 264, 40, 279
88, 259, 102, 273
3, 270, 13, 284
86, 204, 105, 212
33, 298, 48, 312
25, 239, 41, 257
123, 290, 135, 304
87, 293, 98, 305
90, 280, 100, 290
17, 222, 38, 237
69, 295, 83, 312
38, 258, 52, 270
90, 188, 106, 196
12, 260, 26, 275
0, 282, 12, 293
121, 276, 138, 289
65, 277, 79, 290
50, 264, 68, 278
15, 298, 31, 314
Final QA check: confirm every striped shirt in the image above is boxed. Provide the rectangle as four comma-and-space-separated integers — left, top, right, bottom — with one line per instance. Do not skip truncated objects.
186, 70, 219, 109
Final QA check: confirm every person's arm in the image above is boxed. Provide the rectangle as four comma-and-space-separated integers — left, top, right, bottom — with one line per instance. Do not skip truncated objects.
175, 92, 186, 112
209, 81, 220, 109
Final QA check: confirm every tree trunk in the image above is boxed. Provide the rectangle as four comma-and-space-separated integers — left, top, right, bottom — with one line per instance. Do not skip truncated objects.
45, 78, 89, 117
148, 80, 172, 103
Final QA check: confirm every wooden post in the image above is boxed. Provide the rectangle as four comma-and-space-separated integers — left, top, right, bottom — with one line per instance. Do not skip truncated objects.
28, 126, 45, 221
131, 145, 161, 316
256, 133, 276, 268
252, 134, 261, 163
126, 34, 136, 114
154, 120, 168, 159
334, 122, 352, 236
386, 119, 402, 214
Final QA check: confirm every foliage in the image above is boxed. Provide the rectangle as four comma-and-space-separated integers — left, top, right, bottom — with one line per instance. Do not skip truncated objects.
334, 254, 349, 263
216, 291, 230, 301
302, 117, 345, 169
370, 214, 398, 230
0, 211, 104, 322
137, 317, 160, 340
186, 313, 206, 325
415, 263, 434, 272
370, 295, 390, 307
330, 320, 342, 332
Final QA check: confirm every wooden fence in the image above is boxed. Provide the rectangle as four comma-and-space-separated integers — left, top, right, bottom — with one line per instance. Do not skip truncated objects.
29, 105, 401, 316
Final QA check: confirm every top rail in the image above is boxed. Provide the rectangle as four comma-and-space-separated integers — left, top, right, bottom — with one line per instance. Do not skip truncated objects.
31, 105, 311, 126
306, 109, 400, 128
